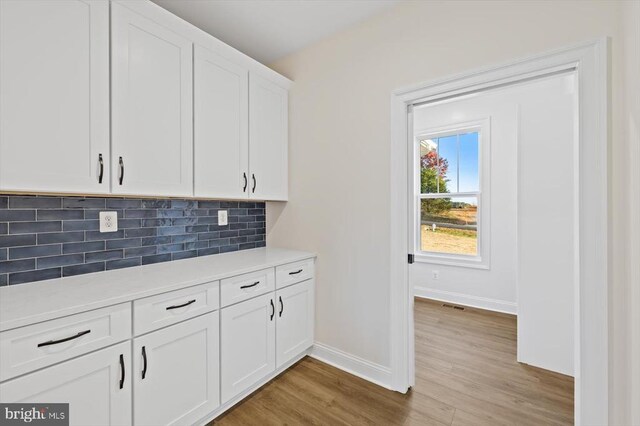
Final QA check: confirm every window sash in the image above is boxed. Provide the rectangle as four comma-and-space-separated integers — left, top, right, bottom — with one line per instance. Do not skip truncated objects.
416, 193, 481, 258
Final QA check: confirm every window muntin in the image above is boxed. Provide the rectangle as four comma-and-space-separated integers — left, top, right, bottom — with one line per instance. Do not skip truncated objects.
417, 130, 481, 258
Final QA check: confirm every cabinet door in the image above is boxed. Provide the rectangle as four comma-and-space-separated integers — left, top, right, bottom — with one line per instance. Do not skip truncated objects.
248, 73, 288, 201
0, 341, 131, 426
111, 2, 193, 197
194, 46, 249, 199
133, 311, 219, 426
0, 0, 109, 194
276, 280, 314, 368
220, 293, 275, 403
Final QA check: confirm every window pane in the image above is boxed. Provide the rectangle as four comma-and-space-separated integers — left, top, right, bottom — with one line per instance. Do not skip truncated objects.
420, 196, 478, 256
458, 132, 479, 192
437, 135, 458, 192
419, 136, 457, 194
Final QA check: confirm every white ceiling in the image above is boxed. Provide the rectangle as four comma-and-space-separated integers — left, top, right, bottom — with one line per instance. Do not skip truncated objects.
151, 0, 399, 64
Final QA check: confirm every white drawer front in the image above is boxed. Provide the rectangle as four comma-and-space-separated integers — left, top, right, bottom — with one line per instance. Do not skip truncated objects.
0, 303, 131, 382
275, 258, 315, 289
133, 281, 219, 336
220, 268, 275, 307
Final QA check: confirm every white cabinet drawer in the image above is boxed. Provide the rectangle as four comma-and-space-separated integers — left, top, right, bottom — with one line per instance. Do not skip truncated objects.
133, 281, 219, 336
275, 258, 315, 289
0, 303, 131, 382
220, 268, 275, 308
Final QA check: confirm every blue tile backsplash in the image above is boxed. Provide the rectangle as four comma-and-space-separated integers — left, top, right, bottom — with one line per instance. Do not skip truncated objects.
0, 195, 266, 285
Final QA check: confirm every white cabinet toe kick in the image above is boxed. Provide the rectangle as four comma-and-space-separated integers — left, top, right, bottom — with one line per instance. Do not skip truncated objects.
0, 249, 316, 426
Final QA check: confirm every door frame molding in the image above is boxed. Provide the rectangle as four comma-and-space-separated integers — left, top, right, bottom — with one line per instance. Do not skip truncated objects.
389, 38, 608, 424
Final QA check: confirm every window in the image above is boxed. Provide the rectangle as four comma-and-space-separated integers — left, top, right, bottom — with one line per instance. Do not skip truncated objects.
416, 129, 482, 260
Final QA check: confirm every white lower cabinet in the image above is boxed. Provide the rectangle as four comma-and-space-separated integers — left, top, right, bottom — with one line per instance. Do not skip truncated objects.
133, 312, 219, 426
0, 341, 132, 426
276, 280, 315, 368
0, 257, 315, 426
220, 293, 276, 403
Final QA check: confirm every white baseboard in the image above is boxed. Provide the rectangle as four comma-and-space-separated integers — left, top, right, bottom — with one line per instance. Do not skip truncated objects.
414, 286, 517, 315
310, 342, 393, 390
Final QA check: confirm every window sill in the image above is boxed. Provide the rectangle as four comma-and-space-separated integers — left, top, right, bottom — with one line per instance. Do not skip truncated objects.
414, 253, 490, 270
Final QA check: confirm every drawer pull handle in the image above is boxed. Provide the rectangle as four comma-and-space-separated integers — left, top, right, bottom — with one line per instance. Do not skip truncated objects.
270, 299, 275, 321
240, 281, 260, 290
243, 172, 248, 192
142, 346, 147, 380
279, 296, 283, 317
37, 329, 91, 347
166, 299, 196, 310
119, 354, 125, 389
289, 269, 303, 275
252, 174, 257, 193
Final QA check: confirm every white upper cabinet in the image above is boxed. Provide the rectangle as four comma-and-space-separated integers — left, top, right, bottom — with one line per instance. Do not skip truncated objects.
0, 0, 110, 194
111, 2, 193, 197
194, 46, 249, 199
249, 73, 289, 201
0, 0, 290, 200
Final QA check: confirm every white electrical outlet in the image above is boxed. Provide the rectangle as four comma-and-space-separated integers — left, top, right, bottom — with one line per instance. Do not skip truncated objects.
218, 210, 228, 226
99, 211, 118, 233
432, 270, 439, 280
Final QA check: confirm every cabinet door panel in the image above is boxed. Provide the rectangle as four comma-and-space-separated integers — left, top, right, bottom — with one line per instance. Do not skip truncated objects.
194, 46, 249, 199
0, 0, 109, 193
0, 342, 132, 426
220, 293, 275, 403
249, 73, 288, 201
276, 280, 314, 368
133, 312, 219, 426
111, 2, 193, 197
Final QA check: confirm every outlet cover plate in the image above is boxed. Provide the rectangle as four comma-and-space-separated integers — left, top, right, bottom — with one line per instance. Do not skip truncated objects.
99, 211, 118, 233
218, 210, 228, 226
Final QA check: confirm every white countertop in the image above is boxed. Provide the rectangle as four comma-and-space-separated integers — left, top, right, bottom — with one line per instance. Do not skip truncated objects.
0, 247, 315, 332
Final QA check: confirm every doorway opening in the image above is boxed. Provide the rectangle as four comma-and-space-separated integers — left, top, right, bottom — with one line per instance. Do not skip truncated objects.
390, 40, 608, 424
408, 71, 577, 424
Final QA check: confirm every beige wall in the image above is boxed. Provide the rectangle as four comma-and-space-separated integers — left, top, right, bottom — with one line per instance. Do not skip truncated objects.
267, 1, 638, 422
620, 1, 640, 424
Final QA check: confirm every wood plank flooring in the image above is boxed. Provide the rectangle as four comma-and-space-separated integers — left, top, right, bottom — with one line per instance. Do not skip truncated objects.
212, 298, 574, 425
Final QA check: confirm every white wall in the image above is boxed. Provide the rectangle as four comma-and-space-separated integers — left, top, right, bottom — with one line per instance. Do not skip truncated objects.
267, 1, 637, 421
619, 1, 640, 424
515, 74, 576, 376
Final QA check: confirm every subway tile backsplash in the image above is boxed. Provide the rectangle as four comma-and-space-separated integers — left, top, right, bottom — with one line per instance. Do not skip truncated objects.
0, 195, 266, 286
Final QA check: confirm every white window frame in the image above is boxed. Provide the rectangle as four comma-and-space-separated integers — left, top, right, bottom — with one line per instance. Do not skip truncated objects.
411, 118, 491, 269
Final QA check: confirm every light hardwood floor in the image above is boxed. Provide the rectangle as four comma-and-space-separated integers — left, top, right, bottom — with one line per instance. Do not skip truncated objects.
213, 298, 574, 425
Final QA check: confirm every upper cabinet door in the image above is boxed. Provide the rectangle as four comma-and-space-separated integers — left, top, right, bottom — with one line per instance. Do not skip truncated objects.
194, 46, 249, 199
0, 0, 110, 194
249, 73, 288, 201
111, 2, 193, 197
